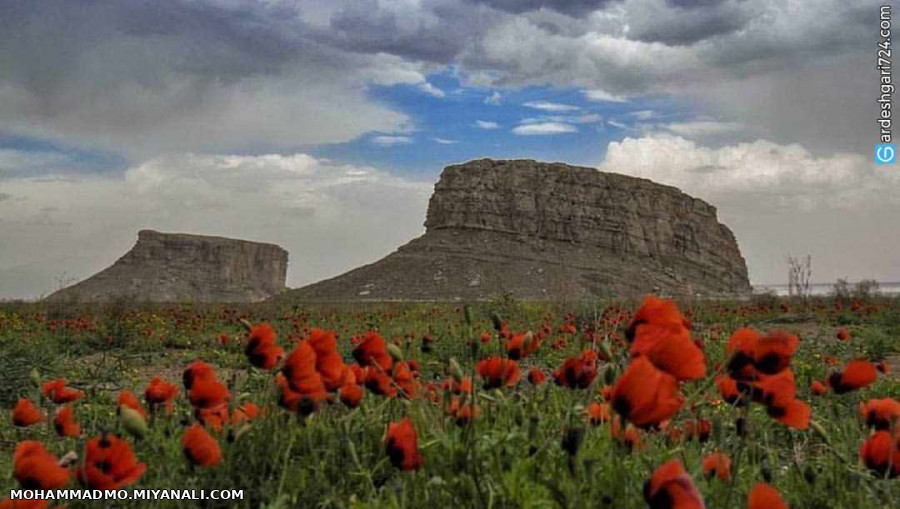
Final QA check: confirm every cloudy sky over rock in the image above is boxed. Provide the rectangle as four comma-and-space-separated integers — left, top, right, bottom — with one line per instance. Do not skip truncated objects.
0, 0, 895, 298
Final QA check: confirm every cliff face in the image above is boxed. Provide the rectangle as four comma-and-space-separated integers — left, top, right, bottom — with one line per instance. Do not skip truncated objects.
284, 159, 750, 301
46, 230, 288, 303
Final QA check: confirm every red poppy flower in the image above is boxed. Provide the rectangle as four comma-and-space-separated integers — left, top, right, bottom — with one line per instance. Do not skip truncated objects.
13, 441, 70, 489
828, 360, 878, 394
701, 452, 731, 482
630, 324, 706, 382
40, 378, 84, 404
752, 370, 810, 430
365, 368, 398, 398
859, 399, 900, 430
182, 424, 222, 467
385, 418, 423, 471
231, 402, 260, 426
836, 327, 850, 342
392, 361, 419, 399
245, 323, 284, 370
188, 378, 230, 410
0, 497, 50, 509
308, 328, 347, 391
183, 360, 216, 391
78, 435, 146, 490
876, 360, 890, 374
727, 329, 797, 380
53, 405, 80, 438
528, 368, 546, 386
670, 419, 711, 443
553, 350, 598, 389
144, 377, 179, 412
751, 331, 798, 375
12, 399, 44, 427
443, 376, 473, 395
117, 391, 147, 419
353, 332, 393, 372
643, 459, 705, 509
339, 382, 364, 408
610, 418, 643, 451
480, 332, 491, 344
275, 371, 327, 415
586, 402, 611, 425
196, 404, 229, 432
810, 380, 828, 396
626, 296, 691, 341
626, 297, 704, 382
282, 341, 329, 404
601, 385, 613, 401
860, 430, 900, 478
476, 356, 521, 389
506, 333, 527, 360
611, 356, 684, 429
445, 397, 479, 426
747, 483, 787, 509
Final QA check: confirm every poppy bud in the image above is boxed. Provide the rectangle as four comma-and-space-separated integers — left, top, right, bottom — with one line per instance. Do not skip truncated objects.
464, 306, 474, 325
386, 343, 404, 362
597, 341, 613, 362
810, 420, 830, 443
119, 407, 148, 439
803, 465, 817, 485
449, 358, 464, 384
561, 426, 585, 457
603, 364, 618, 385
232, 424, 252, 442
527, 415, 539, 456
29, 367, 41, 388
735, 417, 747, 437
760, 457, 772, 482
490, 312, 503, 331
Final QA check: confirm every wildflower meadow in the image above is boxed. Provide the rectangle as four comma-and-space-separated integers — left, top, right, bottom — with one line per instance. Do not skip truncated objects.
1, 294, 899, 508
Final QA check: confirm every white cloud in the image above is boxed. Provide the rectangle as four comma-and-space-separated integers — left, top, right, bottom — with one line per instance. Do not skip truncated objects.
418, 82, 446, 98
484, 91, 502, 105
583, 89, 627, 103
523, 100, 580, 112
521, 114, 601, 125
630, 110, 656, 121
473, 120, 500, 129
606, 119, 632, 130
371, 135, 413, 147
598, 134, 900, 284
661, 120, 745, 138
512, 122, 577, 135
432, 137, 458, 144
0, 152, 432, 299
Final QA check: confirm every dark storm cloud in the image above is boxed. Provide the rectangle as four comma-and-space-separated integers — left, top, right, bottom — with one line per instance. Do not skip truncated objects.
0, 0, 414, 156
468, 0, 619, 16
666, 0, 729, 7
628, 1, 751, 45
0, 0, 882, 159
317, 1, 497, 63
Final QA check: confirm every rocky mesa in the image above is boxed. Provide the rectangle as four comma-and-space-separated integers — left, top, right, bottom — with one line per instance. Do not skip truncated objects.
46, 230, 288, 303
284, 159, 751, 301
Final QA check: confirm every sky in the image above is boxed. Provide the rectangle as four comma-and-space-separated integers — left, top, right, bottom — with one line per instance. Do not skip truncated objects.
1, 0, 897, 299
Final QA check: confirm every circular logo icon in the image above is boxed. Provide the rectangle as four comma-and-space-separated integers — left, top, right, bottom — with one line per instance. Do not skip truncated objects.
875, 144, 896, 164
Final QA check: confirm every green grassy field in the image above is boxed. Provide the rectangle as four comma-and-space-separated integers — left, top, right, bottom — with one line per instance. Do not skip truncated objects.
1, 294, 899, 508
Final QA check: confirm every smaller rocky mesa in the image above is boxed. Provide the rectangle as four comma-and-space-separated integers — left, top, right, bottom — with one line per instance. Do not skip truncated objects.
46, 230, 288, 303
